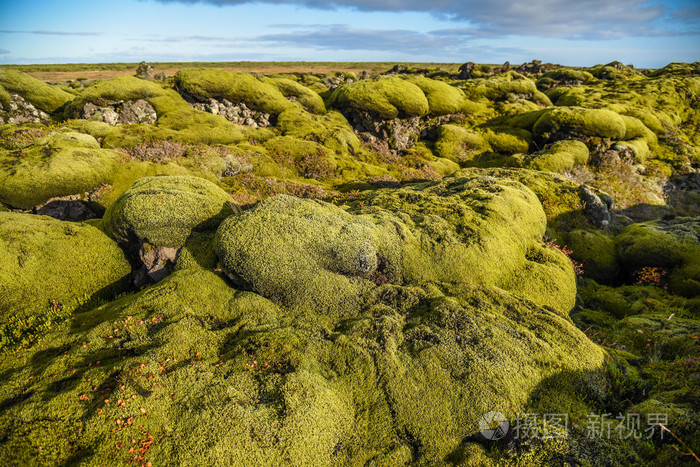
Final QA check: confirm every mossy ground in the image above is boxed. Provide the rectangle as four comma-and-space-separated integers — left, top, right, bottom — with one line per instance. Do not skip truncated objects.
0, 63, 698, 465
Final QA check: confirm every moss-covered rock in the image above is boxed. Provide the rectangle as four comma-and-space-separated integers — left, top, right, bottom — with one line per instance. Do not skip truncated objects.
402, 76, 476, 115
566, 229, 619, 283
0, 131, 116, 209
483, 127, 532, 155
532, 106, 627, 143
265, 77, 326, 114
616, 219, 700, 297
0, 212, 130, 319
512, 139, 589, 173
433, 124, 487, 162
215, 174, 577, 315
67, 76, 188, 118
0, 265, 603, 465
462, 72, 552, 106
102, 175, 233, 248
0, 69, 74, 113
175, 68, 293, 115
328, 76, 429, 119
276, 108, 360, 155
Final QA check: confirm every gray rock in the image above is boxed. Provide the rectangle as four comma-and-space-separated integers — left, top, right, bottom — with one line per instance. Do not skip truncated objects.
119, 99, 157, 124
0, 93, 51, 124
79, 99, 157, 126
189, 98, 272, 127
135, 241, 180, 287
664, 172, 700, 216
346, 110, 462, 155
579, 185, 612, 230
135, 61, 154, 80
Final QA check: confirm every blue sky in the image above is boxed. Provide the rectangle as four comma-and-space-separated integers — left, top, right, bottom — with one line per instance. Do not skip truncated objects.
0, 0, 698, 67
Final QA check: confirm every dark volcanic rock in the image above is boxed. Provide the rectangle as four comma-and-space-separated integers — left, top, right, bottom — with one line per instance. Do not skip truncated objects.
134, 241, 180, 287
34, 196, 100, 222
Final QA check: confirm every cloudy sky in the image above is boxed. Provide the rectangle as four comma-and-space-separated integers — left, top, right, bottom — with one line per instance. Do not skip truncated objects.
1, 0, 698, 67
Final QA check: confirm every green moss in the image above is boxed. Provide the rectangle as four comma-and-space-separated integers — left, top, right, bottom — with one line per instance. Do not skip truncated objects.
154, 108, 245, 145
276, 108, 360, 155
262, 135, 336, 180
402, 76, 477, 115
615, 219, 700, 297
328, 76, 429, 119
565, 229, 618, 283
91, 160, 205, 210
462, 72, 552, 106
175, 231, 218, 271
0, 69, 73, 113
620, 115, 657, 143
0, 263, 605, 465
539, 68, 594, 84
578, 282, 696, 321
216, 174, 577, 315
0, 131, 116, 209
0, 212, 130, 322
174, 68, 293, 115
102, 175, 233, 247
516, 139, 590, 173
616, 221, 691, 269
68, 76, 188, 117
669, 262, 700, 298
0, 85, 10, 109
482, 127, 532, 155
532, 106, 627, 142
614, 139, 650, 163
648, 62, 700, 77
265, 77, 326, 114
433, 124, 487, 162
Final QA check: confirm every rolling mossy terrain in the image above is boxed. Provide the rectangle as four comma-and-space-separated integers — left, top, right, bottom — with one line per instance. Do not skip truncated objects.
0, 61, 698, 465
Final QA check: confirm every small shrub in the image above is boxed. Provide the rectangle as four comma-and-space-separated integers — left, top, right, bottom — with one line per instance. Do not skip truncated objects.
544, 236, 585, 276
634, 266, 669, 289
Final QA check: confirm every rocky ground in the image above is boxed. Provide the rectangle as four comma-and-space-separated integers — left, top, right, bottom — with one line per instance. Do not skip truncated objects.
0, 61, 698, 466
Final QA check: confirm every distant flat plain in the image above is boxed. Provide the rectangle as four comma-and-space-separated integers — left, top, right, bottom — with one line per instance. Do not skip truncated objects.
2, 62, 463, 83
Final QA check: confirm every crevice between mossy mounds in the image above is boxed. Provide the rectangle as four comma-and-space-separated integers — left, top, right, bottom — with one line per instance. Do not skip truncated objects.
0, 93, 52, 125
69, 98, 157, 126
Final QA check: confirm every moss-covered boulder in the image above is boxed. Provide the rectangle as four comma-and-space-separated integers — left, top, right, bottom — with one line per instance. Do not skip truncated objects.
67, 75, 189, 119
462, 72, 553, 106
532, 106, 627, 143
276, 108, 360, 155
215, 175, 577, 315
102, 175, 233, 248
433, 124, 487, 162
566, 229, 619, 283
0, 131, 116, 209
0, 212, 130, 319
0, 264, 604, 465
265, 77, 326, 114
174, 68, 294, 115
511, 139, 590, 173
616, 219, 700, 297
328, 76, 430, 119
0, 69, 73, 114
402, 76, 476, 115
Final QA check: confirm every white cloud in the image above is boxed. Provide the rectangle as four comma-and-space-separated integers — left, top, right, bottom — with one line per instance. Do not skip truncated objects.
153, 0, 699, 38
